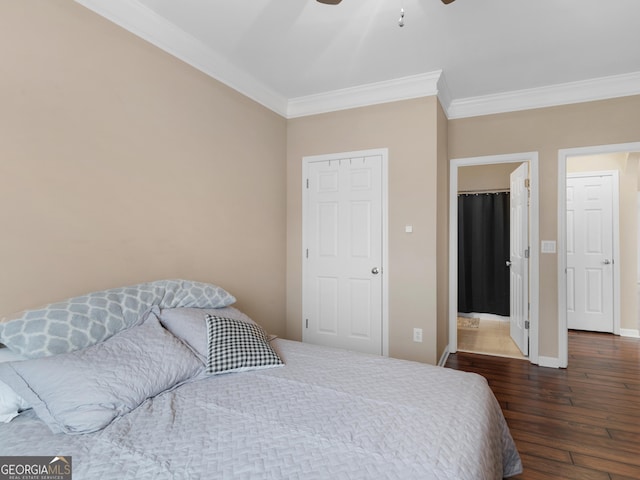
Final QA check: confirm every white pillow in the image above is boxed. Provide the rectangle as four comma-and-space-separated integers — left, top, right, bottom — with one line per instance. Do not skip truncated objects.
0, 347, 29, 423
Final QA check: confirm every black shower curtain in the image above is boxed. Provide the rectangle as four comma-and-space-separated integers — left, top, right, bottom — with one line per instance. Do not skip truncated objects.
458, 192, 510, 316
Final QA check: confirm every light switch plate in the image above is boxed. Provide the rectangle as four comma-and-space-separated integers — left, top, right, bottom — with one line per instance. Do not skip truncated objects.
541, 240, 556, 253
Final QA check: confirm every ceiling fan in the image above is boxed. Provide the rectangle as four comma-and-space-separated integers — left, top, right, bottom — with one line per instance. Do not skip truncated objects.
317, 0, 455, 3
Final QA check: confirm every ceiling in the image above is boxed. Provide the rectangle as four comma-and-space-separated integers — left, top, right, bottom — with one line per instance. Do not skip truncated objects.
77, 0, 640, 118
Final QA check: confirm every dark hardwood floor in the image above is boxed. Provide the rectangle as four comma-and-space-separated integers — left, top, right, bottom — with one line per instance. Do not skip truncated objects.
445, 330, 640, 480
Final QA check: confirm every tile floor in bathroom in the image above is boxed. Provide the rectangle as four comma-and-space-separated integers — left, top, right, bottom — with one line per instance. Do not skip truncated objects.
457, 317, 526, 359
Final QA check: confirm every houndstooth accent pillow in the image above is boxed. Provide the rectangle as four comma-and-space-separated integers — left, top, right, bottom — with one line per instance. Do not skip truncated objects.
205, 315, 283, 375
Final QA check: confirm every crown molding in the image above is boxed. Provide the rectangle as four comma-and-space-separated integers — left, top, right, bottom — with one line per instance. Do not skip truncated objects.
74, 1, 640, 121
74, 0, 289, 117
287, 71, 444, 119
446, 71, 640, 119
435, 72, 453, 114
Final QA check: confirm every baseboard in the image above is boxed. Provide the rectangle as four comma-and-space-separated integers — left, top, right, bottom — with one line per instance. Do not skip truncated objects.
537, 356, 563, 369
620, 328, 640, 338
438, 346, 450, 367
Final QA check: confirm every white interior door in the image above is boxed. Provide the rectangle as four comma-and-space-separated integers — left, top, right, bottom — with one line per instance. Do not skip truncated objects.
566, 173, 614, 332
303, 153, 383, 355
509, 163, 529, 356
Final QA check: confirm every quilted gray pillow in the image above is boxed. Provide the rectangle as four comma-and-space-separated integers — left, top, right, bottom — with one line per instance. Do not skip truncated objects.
159, 306, 256, 361
205, 315, 283, 375
0, 313, 202, 434
0, 347, 29, 423
0, 279, 235, 358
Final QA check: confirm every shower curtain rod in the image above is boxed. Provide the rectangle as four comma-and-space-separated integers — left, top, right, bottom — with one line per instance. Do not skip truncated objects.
458, 188, 510, 195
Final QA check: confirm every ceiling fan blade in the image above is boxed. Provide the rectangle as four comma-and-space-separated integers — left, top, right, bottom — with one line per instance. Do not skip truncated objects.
316, 0, 342, 4
441, 0, 456, 4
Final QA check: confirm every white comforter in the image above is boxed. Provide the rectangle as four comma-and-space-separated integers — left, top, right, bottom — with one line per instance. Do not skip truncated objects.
0, 339, 522, 479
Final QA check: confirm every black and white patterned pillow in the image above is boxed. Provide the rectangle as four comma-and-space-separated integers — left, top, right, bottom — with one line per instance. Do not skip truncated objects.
205, 315, 283, 375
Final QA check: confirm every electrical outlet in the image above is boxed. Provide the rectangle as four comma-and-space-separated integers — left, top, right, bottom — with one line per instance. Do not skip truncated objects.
413, 328, 423, 343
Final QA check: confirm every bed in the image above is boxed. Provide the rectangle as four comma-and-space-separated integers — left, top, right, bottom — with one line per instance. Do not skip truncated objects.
0, 280, 522, 479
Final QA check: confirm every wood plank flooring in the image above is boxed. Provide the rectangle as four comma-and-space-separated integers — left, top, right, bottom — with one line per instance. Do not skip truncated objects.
445, 330, 640, 480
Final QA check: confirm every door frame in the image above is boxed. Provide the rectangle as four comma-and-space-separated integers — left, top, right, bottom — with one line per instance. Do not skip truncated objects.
557, 142, 640, 367
566, 170, 619, 334
449, 152, 540, 365
301, 148, 390, 356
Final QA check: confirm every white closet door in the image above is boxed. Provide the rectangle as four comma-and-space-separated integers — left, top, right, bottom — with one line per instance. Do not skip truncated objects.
567, 174, 614, 332
303, 154, 383, 355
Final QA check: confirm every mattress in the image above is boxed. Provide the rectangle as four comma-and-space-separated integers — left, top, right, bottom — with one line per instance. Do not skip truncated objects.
0, 338, 521, 479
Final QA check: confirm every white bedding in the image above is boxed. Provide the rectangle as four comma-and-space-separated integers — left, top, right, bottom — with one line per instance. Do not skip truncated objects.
0, 339, 522, 479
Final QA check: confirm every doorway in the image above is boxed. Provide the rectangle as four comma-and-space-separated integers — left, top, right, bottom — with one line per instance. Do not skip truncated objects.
449, 152, 540, 365
457, 164, 522, 358
558, 143, 640, 368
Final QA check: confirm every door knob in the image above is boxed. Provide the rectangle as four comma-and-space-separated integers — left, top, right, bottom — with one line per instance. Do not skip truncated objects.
506, 260, 512, 267
603, 259, 611, 265
371, 267, 380, 275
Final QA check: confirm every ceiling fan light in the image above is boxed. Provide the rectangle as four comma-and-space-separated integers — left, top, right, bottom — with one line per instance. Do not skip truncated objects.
316, 0, 342, 4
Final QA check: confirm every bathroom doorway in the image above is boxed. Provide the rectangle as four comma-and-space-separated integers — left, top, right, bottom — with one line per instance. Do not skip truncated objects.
449, 152, 540, 364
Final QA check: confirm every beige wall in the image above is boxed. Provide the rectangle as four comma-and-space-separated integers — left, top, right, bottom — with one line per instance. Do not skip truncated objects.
567, 153, 639, 332
0, 1, 288, 335
6, 1, 640, 364
435, 102, 449, 362
286, 97, 447, 364
458, 162, 522, 192
449, 96, 640, 358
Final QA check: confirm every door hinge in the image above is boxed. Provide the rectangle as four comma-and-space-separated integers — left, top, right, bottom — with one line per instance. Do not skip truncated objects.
524, 178, 530, 189
306, 248, 309, 259
305, 319, 309, 329
525, 320, 530, 329
306, 178, 309, 189
524, 247, 530, 259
